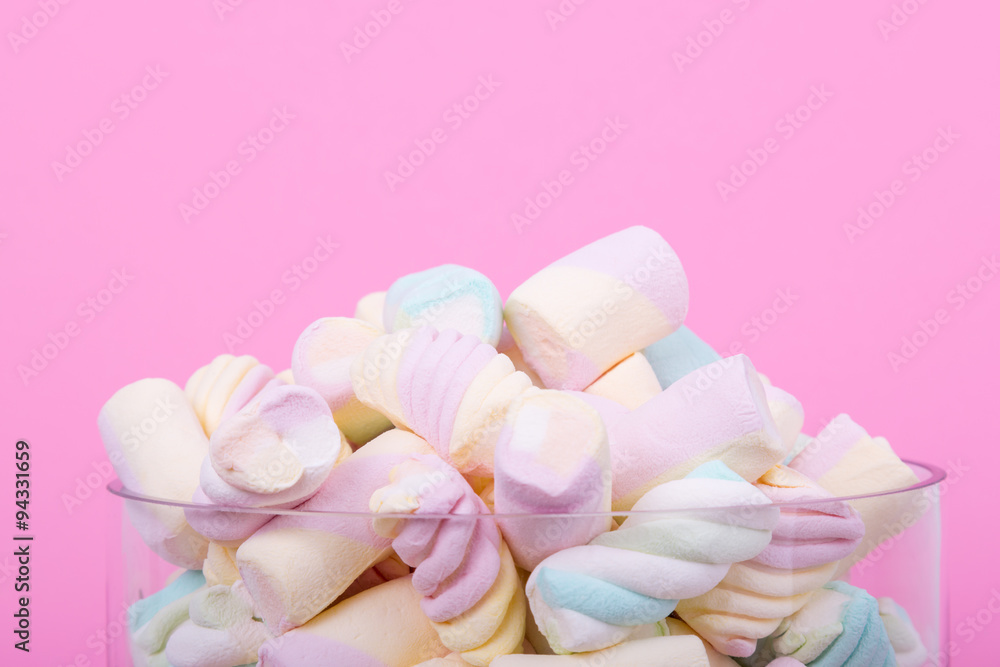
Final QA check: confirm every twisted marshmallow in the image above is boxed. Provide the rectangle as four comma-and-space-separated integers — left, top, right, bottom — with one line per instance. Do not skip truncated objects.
526, 461, 779, 654
746, 581, 896, 666
677, 465, 864, 656
371, 454, 526, 666
351, 326, 533, 475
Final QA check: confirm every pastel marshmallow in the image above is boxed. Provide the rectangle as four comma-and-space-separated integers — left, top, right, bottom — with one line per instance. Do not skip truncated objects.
504, 226, 689, 390
99, 379, 210, 568
237, 429, 433, 633
203, 541, 241, 587
257, 576, 450, 666
185, 354, 279, 436
878, 597, 927, 667
643, 325, 721, 388
763, 383, 805, 452
748, 581, 896, 667
789, 414, 921, 577
186, 384, 345, 542
526, 462, 778, 654
355, 291, 388, 329
352, 327, 533, 475
384, 264, 504, 347
292, 317, 394, 445
165, 581, 271, 667
371, 454, 525, 665
128, 570, 206, 667
582, 351, 662, 409
493, 389, 613, 570
491, 635, 733, 667
334, 552, 411, 605
497, 325, 544, 387
608, 354, 787, 511
676, 466, 864, 657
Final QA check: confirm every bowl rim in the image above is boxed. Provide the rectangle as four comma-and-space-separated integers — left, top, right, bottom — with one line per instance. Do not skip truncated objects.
105, 458, 946, 520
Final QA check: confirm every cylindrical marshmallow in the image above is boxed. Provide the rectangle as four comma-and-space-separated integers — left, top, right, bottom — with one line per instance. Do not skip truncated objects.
186, 384, 345, 543
237, 429, 433, 633
256, 576, 451, 666
355, 291, 388, 329
491, 635, 731, 667
643, 325, 721, 388
99, 378, 210, 568
582, 351, 662, 409
185, 354, 279, 436
292, 317, 394, 445
384, 264, 504, 347
493, 389, 612, 570
608, 354, 787, 511
504, 226, 689, 390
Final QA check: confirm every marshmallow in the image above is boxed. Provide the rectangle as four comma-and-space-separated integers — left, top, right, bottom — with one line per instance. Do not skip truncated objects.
352, 327, 533, 475
504, 226, 689, 390
203, 541, 242, 587
237, 429, 433, 633
186, 384, 345, 543
292, 317, 394, 444
355, 291, 388, 329
276, 368, 294, 384
661, 618, 744, 666
526, 462, 778, 654
257, 576, 450, 666
789, 414, 921, 577
491, 635, 733, 667
99, 378, 210, 568
644, 325, 721, 388
582, 351, 662, 409
384, 264, 504, 347
748, 581, 896, 666
677, 466, 864, 657
334, 552, 411, 604
165, 581, 271, 667
497, 325, 544, 387
185, 354, 279, 436
414, 655, 478, 667
128, 570, 205, 667
643, 330, 804, 450
371, 454, 525, 665
763, 383, 805, 453
608, 354, 787, 511
493, 390, 613, 570
878, 598, 927, 667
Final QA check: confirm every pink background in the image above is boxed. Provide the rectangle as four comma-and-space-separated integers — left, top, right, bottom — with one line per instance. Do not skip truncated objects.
2, 0, 998, 664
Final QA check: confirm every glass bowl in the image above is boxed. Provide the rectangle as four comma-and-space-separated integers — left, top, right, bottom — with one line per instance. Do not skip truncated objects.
105, 460, 947, 667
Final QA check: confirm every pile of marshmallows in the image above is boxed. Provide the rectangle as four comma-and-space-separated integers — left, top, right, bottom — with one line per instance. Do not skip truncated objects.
101, 227, 929, 667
